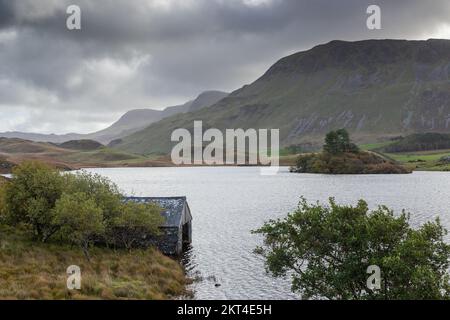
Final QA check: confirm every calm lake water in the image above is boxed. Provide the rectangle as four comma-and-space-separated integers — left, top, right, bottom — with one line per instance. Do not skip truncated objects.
85, 167, 450, 300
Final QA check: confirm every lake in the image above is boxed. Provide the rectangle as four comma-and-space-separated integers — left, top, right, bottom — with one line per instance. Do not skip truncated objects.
85, 167, 450, 300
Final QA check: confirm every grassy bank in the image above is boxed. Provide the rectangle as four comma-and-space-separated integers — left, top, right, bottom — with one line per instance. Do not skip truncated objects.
384, 149, 450, 171
0, 161, 190, 300
0, 225, 189, 300
0, 137, 174, 174
360, 143, 450, 171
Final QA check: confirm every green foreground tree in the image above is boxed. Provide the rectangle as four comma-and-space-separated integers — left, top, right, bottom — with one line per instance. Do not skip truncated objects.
53, 192, 105, 260
253, 198, 450, 300
2, 161, 64, 241
0, 161, 164, 259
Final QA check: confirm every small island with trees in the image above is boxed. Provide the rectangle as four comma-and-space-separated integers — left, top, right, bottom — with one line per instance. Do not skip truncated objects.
290, 129, 411, 174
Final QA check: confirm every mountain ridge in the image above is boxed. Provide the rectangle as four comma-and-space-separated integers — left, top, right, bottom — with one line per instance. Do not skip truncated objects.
0, 90, 228, 145
113, 39, 450, 155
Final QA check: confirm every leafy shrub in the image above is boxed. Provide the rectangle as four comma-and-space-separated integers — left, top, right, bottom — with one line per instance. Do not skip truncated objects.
254, 198, 450, 300
2, 161, 65, 241
63, 171, 123, 222
53, 192, 105, 260
0, 179, 7, 223
0, 161, 165, 259
109, 202, 164, 250
293, 154, 316, 173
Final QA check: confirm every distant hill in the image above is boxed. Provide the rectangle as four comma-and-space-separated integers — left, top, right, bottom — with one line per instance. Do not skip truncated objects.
92, 91, 228, 144
0, 132, 80, 144
84, 101, 194, 144
0, 137, 147, 172
187, 91, 228, 112
113, 39, 450, 155
380, 133, 450, 153
0, 138, 64, 154
58, 140, 104, 151
0, 91, 228, 145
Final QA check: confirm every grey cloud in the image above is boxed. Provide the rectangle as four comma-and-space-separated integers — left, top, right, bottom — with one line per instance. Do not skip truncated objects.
0, 0, 15, 28
0, 0, 449, 134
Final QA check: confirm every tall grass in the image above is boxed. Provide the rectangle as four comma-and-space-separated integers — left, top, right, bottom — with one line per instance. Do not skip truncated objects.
0, 225, 189, 300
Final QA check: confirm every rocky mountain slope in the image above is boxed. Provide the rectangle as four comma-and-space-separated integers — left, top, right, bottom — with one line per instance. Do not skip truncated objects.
113, 39, 450, 155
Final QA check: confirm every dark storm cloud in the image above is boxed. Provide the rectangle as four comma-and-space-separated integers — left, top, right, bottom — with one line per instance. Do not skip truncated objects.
0, 0, 15, 28
0, 0, 449, 133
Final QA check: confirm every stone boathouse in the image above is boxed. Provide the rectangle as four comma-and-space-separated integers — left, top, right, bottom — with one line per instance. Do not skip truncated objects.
124, 196, 193, 255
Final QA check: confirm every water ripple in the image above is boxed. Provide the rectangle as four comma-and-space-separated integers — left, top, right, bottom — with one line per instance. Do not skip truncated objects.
86, 167, 450, 300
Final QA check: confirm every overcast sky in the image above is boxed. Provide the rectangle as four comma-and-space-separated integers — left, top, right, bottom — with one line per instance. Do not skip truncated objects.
0, 0, 449, 134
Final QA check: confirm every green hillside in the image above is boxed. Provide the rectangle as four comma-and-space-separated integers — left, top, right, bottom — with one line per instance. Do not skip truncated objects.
113, 39, 450, 155
379, 133, 450, 153
58, 139, 104, 151
360, 133, 450, 171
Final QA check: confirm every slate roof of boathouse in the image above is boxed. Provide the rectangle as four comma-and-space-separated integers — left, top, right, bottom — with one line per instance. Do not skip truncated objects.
124, 196, 189, 228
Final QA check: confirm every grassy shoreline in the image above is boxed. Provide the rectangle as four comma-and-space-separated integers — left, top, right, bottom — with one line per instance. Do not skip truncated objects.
0, 225, 189, 300
2, 145, 448, 173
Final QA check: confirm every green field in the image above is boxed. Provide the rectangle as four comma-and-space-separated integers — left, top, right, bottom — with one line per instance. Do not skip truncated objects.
360, 142, 450, 171
359, 141, 394, 151
385, 149, 450, 162
358, 141, 450, 171
384, 150, 450, 171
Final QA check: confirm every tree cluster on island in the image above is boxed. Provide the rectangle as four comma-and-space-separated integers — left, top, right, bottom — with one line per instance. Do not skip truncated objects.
290, 129, 410, 174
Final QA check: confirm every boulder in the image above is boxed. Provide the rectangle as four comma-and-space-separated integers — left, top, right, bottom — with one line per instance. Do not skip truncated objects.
439, 155, 450, 164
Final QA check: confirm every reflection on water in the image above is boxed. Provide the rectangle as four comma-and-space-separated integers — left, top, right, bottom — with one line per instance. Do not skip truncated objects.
85, 167, 450, 300
181, 244, 197, 276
